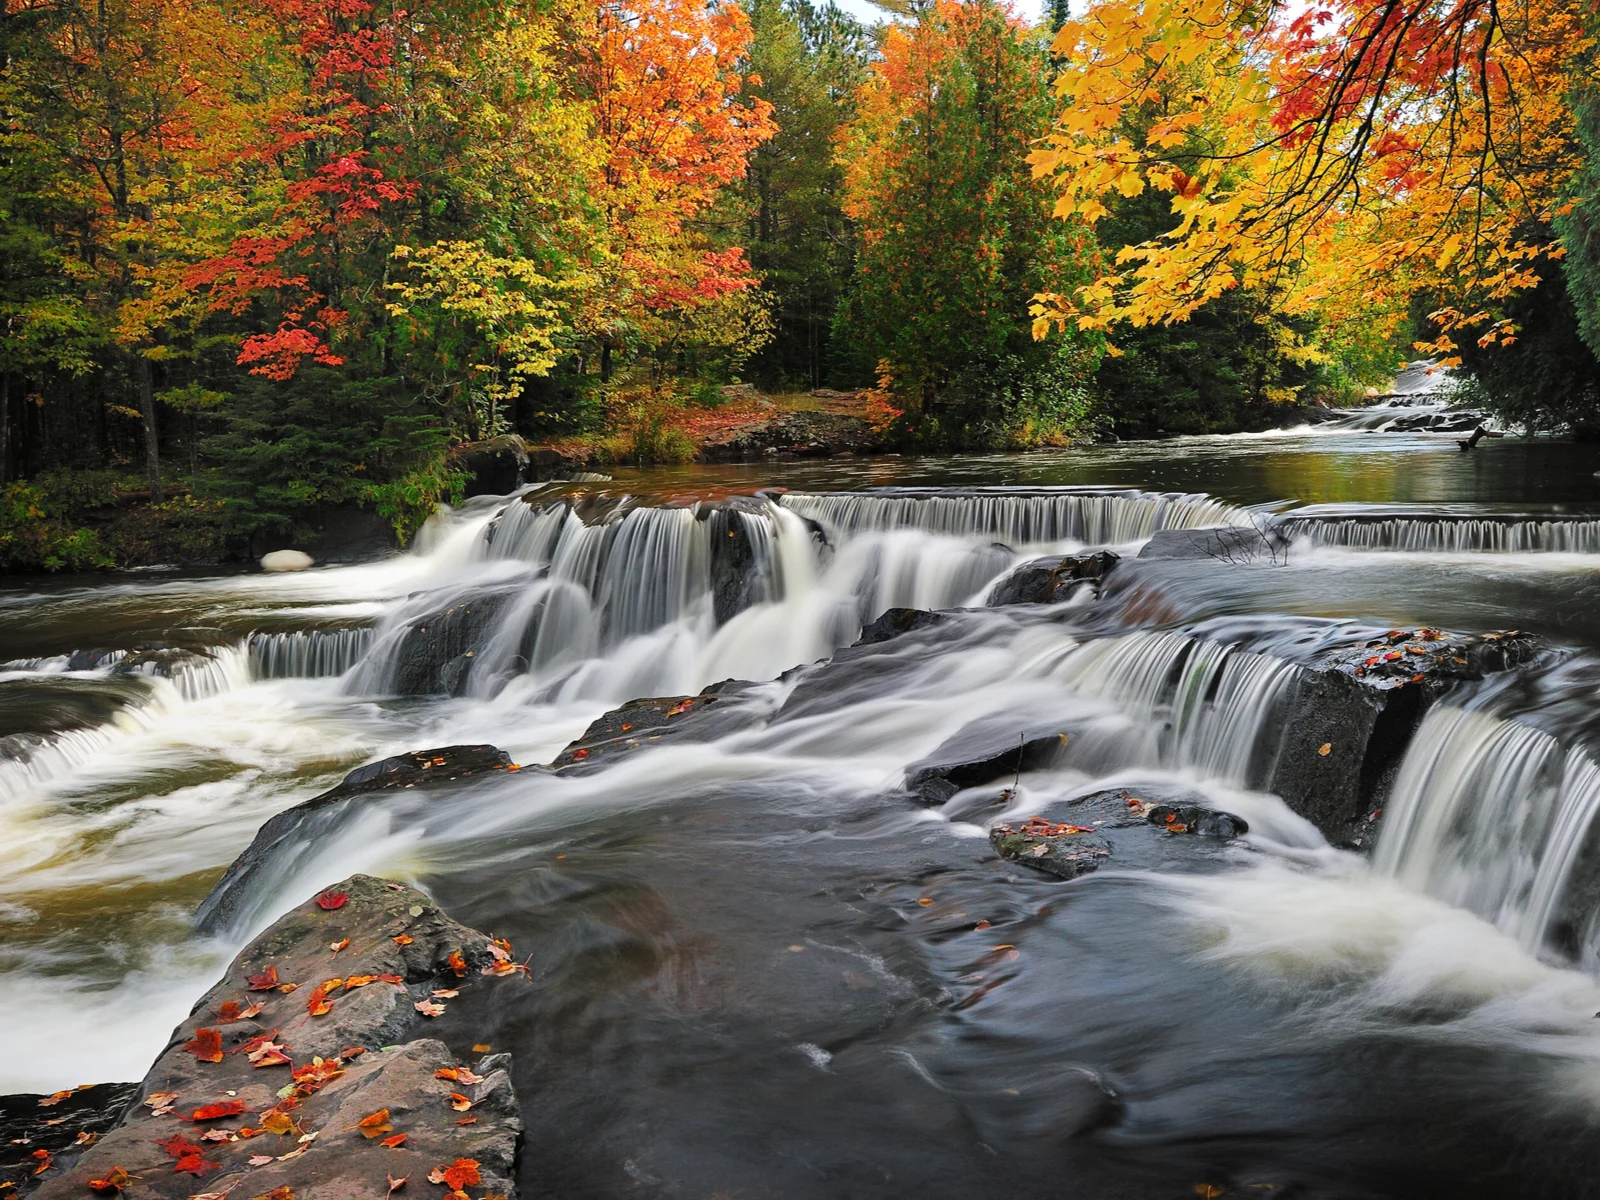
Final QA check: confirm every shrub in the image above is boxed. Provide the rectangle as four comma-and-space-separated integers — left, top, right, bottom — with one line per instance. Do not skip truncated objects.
0, 482, 114, 571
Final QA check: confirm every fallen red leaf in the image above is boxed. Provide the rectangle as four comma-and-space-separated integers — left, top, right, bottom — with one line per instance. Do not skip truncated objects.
414, 999, 445, 1017
246, 966, 280, 991
380, 1134, 408, 1149
446, 951, 468, 977
191, 1101, 245, 1121
340, 1046, 366, 1059
392, 934, 414, 946
376, 974, 405, 985
316, 890, 348, 911
357, 1109, 394, 1139
386, 1174, 408, 1197
330, 938, 350, 953
31, 1149, 52, 1175
306, 986, 334, 1018
38, 1090, 73, 1107
86, 1167, 132, 1193
446, 1093, 472, 1112
183, 1029, 224, 1064
217, 1001, 243, 1022
157, 1134, 204, 1159
453, 1117, 477, 1127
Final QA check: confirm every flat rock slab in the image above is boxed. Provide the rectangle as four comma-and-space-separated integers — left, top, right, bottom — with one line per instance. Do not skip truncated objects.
37, 875, 524, 1200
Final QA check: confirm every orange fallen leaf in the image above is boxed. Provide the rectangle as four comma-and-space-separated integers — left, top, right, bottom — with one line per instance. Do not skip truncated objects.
434, 1067, 484, 1085
239, 1000, 265, 1020
431, 988, 459, 998
329, 939, 350, 954
471, 1044, 491, 1053
973, 920, 991, 931
386, 1175, 408, 1197
380, 1134, 408, 1149
87, 1168, 133, 1193
38, 1090, 73, 1107
357, 1110, 394, 1139
1317, 743, 1332, 757
184, 1029, 224, 1064
199, 1130, 234, 1144
246, 967, 279, 991
31, 1149, 52, 1175
145, 1091, 180, 1115
453, 1118, 477, 1127
158, 1134, 203, 1159
344, 974, 377, 988
392, 934, 414, 946
255, 1188, 294, 1200
306, 987, 334, 1018
427, 1159, 480, 1190
340, 1046, 366, 1059
191, 1101, 245, 1121
375, 974, 405, 985
446, 1093, 472, 1113
258, 1109, 297, 1137
446, 951, 468, 977
414, 999, 446, 1017
217, 1001, 243, 1022
316, 891, 348, 911
74, 1132, 99, 1147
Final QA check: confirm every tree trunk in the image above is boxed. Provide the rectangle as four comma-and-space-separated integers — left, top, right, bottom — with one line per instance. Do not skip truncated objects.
0, 373, 9, 484
600, 341, 613, 383
136, 355, 162, 502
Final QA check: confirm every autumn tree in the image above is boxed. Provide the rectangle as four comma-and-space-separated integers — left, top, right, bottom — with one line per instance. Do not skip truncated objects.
835, 0, 1102, 446
1030, 0, 1598, 426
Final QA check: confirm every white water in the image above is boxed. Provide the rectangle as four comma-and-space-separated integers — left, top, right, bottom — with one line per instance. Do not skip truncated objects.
1282, 514, 1600, 553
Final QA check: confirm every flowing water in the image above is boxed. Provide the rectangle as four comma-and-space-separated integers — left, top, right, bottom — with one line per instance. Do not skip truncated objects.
5, 421, 1600, 1197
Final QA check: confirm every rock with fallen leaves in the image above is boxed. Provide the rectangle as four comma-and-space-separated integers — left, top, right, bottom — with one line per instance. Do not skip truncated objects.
550, 690, 762, 772
989, 820, 1112, 881
35, 877, 521, 1200
195, 748, 514, 933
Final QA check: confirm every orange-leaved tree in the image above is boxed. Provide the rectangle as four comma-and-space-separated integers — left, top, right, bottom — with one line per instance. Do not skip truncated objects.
1029, 0, 1597, 364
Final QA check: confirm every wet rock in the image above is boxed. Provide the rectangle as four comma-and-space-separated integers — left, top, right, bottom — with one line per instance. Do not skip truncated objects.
987, 551, 1120, 606
906, 726, 1070, 805
989, 818, 1112, 880
707, 499, 767, 625
449, 434, 530, 498
1138, 526, 1285, 563
387, 590, 516, 696
112, 646, 216, 679
64, 648, 124, 672
0, 1084, 139, 1197
1143, 803, 1248, 839
855, 607, 948, 647
35, 875, 521, 1200
1267, 628, 1542, 844
552, 692, 764, 771
196, 747, 514, 933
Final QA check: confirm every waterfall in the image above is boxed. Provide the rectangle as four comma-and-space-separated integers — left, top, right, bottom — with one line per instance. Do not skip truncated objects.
1278, 512, 1600, 553
1047, 631, 1302, 786
248, 628, 376, 679
1375, 705, 1600, 954
780, 488, 1253, 547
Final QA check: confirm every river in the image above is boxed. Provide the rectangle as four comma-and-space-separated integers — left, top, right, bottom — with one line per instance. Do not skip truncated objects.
4, 411, 1600, 1198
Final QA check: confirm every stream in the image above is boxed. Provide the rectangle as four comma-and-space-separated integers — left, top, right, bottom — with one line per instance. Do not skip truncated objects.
4, 411, 1600, 1198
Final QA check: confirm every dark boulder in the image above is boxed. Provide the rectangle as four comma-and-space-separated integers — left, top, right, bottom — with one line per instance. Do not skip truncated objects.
855, 607, 948, 647
0, 1085, 139, 1197
987, 551, 1120, 606
707, 500, 764, 625
449, 434, 530, 498
700, 411, 885, 461
990, 818, 1112, 880
386, 590, 516, 696
36, 875, 522, 1200
905, 723, 1070, 805
196, 746, 514, 934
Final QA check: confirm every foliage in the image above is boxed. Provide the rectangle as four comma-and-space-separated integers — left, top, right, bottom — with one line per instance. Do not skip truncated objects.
833, 0, 1103, 446
0, 482, 112, 571
363, 465, 470, 547
594, 388, 700, 464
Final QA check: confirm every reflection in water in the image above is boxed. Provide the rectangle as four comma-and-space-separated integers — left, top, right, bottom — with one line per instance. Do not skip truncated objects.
4, 430, 1600, 1197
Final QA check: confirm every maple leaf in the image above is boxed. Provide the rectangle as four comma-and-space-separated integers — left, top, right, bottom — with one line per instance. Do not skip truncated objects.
446, 951, 468, 977
330, 939, 350, 953
357, 1109, 394, 1139
247, 967, 280, 991
145, 1091, 180, 1115
200, 1130, 235, 1143
247, 1155, 274, 1167
392, 934, 414, 946
74, 1132, 99, 1147
386, 1175, 408, 1197
37, 1090, 73, 1107
87, 1168, 134, 1193
344, 974, 377, 988
414, 999, 446, 1017
376, 974, 406, 985
158, 1134, 204, 1159
446, 1093, 472, 1113
381, 1133, 408, 1149
31, 1149, 51, 1175
306, 986, 335, 1017
184, 1029, 224, 1064
316, 890, 348, 911
217, 1001, 243, 1022
192, 1101, 245, 1121
427, 1159, 480, 1190
258, 1109, 297, 1137
434, 1067, 483, 1085
254, 1188, 294, 1200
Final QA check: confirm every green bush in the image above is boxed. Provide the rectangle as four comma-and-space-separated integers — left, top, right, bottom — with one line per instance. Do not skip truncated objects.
0, 482, 114, 571
106, 495, 228, 566
363, 462, 469, 546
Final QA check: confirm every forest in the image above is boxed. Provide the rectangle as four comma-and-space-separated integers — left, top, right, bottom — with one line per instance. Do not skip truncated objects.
1, 0, 1597, 568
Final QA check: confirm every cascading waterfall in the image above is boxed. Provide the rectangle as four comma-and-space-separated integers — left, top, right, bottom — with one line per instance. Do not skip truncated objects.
1044, 631, 1303, 786
248, 628, 376, 679
346, 487, 1257, 702
1375, 705, 1600, 955
0, 645, 254, 795
780, 488, 1253, 546
1280, 513, 1600, 553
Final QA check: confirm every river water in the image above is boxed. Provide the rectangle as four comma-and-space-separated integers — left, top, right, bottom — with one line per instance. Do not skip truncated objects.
4, 414, 1600, 1198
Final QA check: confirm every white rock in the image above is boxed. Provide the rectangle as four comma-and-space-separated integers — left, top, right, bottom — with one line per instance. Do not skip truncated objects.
260, 549, 315, 573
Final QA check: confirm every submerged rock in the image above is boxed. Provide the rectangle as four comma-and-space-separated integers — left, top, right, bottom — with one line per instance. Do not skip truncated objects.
1138, 526, 1285, 563
386, 591, 517, 696
855, 607, 948, 646
196, 746, 514, 933
35, 875, 522, 1200
552, 689, 765, 771
990, 818, 1112, 880
986, 551, 1120, 606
